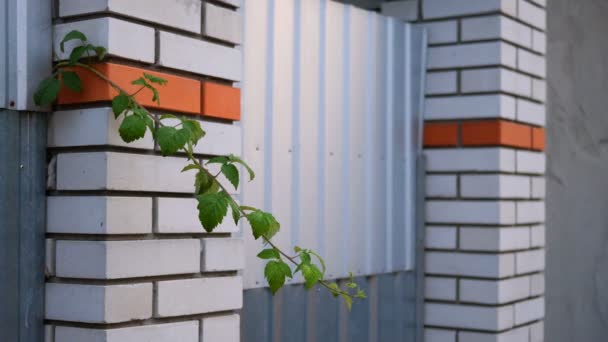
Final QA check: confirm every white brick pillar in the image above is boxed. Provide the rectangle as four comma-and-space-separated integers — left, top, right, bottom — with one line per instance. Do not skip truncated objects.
420, 0, 546, 341
45, 1, 244, 341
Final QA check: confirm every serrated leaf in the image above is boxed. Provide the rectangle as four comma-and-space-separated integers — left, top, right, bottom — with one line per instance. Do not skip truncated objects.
309, 250, 327, 273
33, 76, 61, 106
181, 164, 200, 172
159, 113, 178, 121
207, 156, 229, 165
156, 126, 189, 156
347, 283, 357, 289
68, 45, 90, 65
95, 46, 107, 61
221, 163, 239, 190
301, 263, 323, 289
355, 289, 367, 299
60, 30, 87, 53
341, 293, 353, 311
150, 87, 160, 104
229, 200, 240, 225
228, 155, 255, 181
132, 77, 149, 87
246, 210, 280, 240
196, 193, 228, 232
299, 251, 311, 264
328, 283, 340, 297
144, 73, 168, 85
194, 170, 211, 194
119, 115, 147, 143
257, 249, 281, 260
61, 71, 82, 92
264, 260, 292, 294
182, 119, 205, 145
112, 94, 130, 118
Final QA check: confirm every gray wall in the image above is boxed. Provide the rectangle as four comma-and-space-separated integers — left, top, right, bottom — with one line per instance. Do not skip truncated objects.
546, 0, 608, 340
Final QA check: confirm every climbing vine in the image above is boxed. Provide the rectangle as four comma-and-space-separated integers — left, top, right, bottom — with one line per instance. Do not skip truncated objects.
37, 31, 365, 309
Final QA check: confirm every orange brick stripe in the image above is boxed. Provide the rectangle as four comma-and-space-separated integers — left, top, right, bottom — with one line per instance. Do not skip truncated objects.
424, 119, 545, 151
57, 63, 241, 121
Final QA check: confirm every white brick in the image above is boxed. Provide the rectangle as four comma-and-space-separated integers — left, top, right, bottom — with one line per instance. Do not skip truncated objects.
458, 326, 529, 342
516, 98, 546, 126
514, 297, 544, 324
460, 174, 530, 199
49, 108, 154, 150
532, 30, 546, 54
460, 227, 530, 251
461, 15, 532, 48
54, 18, 154, 63
159, 31, 242, 81
516, 150, 545, 174
425, 303, 514, 331
202, 238, 244, 271
46, 239, 55, 276
460, 276, 530, 304
530, 225, 545, 247
423, 0, 516, 19
531, 177, 545, 198
55, 239, 200, 279
516, 201, 545, 223
47, 196, 152, 234
380, 1, 418, 21
517, 49, 546, 78
55, 152, 217, 193
426, 252, 515, 278
515, 249, 545, 274
426, 71, 457, 95
201, 314, 240, 342
425, 329, 457, 342
59, 0, 202, 33
156, 276, 242, 317
426, 175, 457, 197
426, 226, 458, 249
204, 3, 242, 44
518, 0, 546, 30
425, 94, 516, 120
45, 283, 152, 323
420, 21, 458, 44
530, 321, 544, 342
426, 277, 457, 300
428, 42, 516, 69
530, 273, 545, 295
156, 197, 239, 234
157, 118, 242, 157
532, 79, 547, 102
461, 68, 532, 97
426, 148, 515, 172
55, 321, 199, 342
426, 201, 515, 225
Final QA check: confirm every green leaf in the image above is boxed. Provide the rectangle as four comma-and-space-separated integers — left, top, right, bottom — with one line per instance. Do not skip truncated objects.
33, 76, 61, 106
156, 126, 189, 156
355, 289, 367, 299
228, 155, 255, 181
196, 193, 229, 232
257, 249, 281, 260
132, 77, 149, 87
347, 282, 357, 289
301, 263, 323, 289
229, 200, 241, 225
112, 94, 130, 118
94, 46, 107, 61
328, 283, 340, 297
119, 115, 147, 143
221, 163, 239, 189
341, 293, 353, 311
61, 71, 82, 92
207, 156, 229, 165
309, 250, 327, 273
299, 251, 311, 264
60, 30, 87, 53
150, 87, 160, 104
182, 119, 205, 145
144, 73, 168, 85
159, 113, 178, 121
264, 260, 292, 294
195, 170, 210, 194
246, 210, 280, 240
68, 45, 90, 65
181, 164, 200, 172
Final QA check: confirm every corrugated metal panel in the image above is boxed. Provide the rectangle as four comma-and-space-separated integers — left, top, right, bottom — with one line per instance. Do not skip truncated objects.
242, 271, 417, 342
242, 0, 425, 288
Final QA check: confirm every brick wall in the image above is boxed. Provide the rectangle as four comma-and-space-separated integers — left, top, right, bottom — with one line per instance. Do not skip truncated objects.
420, 0, 546, 341
45, 1, 244, 341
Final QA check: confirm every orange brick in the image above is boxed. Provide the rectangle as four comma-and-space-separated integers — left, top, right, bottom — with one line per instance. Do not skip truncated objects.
423, 122, 459, 147
532, 127, 545, 151
462, 120, 532, 149
57, 63, 201, 115
201, 82, 241, 121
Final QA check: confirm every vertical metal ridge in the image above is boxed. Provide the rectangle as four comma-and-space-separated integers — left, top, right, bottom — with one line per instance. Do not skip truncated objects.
263, 0, 275, 212
290, 0, 302, 248
316, 0, 327, 258
385, 18, 395, 270
363, 12, 375, 275
341, 4, 351, 276
404, 24, 413, 270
